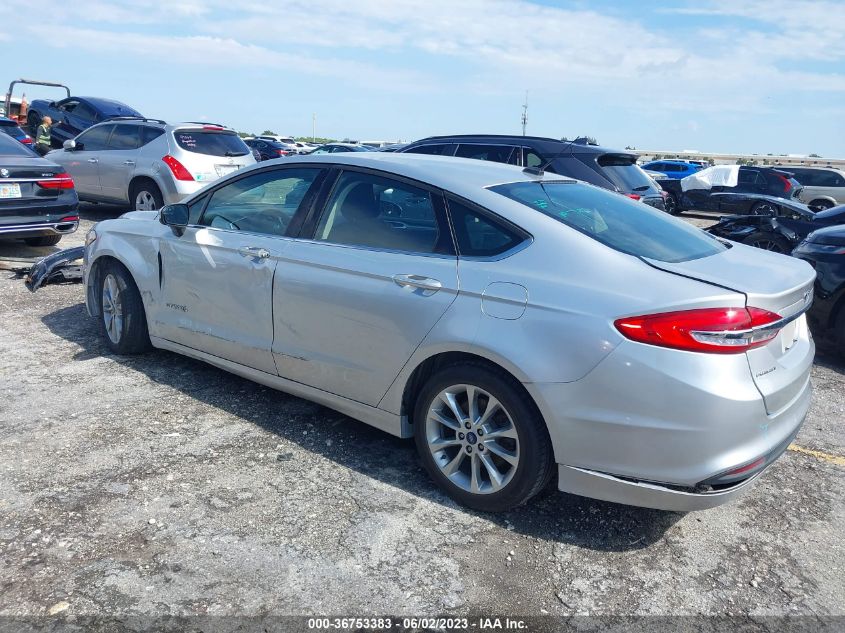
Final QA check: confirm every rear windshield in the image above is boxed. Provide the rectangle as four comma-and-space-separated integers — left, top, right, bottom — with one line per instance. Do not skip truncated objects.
489, 180, 726, 263
173, 130, 250, 157
0, 132, 34, 156
596, 154, 658, 193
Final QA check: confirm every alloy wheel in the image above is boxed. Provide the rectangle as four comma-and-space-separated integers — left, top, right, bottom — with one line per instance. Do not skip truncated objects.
102, 273, 124, 344
135, 190, 158, 211
425, 384, 520, 494
751, 239, 785, 253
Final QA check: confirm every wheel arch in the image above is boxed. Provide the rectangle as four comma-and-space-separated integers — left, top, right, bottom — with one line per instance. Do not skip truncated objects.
396, 349, 541, 428
808, 196, 837, 208
128, 175, 164, 205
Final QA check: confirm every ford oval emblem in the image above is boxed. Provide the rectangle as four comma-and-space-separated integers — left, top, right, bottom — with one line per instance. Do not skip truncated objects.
0, 168, 9, 178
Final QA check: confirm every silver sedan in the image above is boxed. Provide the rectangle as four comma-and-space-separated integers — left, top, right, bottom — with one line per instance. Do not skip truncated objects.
82, 153, 815, 512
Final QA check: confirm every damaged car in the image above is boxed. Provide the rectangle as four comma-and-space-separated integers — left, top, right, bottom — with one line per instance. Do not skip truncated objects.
78, 153, 815, 513
707, 203, 845, 254
658, 165, 804, 216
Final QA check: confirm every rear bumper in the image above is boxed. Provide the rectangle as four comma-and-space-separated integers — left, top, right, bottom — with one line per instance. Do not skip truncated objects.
0, 220, 79, 239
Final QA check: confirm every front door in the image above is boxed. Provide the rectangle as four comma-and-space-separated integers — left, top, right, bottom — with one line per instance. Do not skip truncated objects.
155, 166, 324, 374
272, 169, 459, 406
64, 124, 115, 198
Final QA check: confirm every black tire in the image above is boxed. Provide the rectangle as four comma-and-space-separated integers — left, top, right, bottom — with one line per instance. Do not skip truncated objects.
742, 231, 791, 254
129, 180, 164, 212
751, 201, 778, 216
27, 112, 40, 136
664, 192, 681, 215
98, 261, 151, 355
808, 199, 834, 212
413, 362, 554, 512
835, 309, 845, 359
24, 234, 62, 247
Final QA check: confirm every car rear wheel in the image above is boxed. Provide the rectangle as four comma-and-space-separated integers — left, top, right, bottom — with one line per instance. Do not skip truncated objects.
99, 262, 151, 355
130, 180, 164, 212
808, 199, 834, 212
413, 362, 553, 512
24, 235, 62, 247
751, 201, 778, 216
27, 112, 40, 136
742, 231, 790, 254
664, 192, 680, 215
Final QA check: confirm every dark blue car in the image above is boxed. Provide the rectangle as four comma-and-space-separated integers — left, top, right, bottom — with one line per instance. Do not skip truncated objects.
244, 138, 294, 161
26, 96, 142, 147
641, 159, 702, 179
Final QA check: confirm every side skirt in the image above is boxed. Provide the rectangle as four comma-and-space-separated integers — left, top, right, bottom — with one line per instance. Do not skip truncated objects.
150, 336, 409, 438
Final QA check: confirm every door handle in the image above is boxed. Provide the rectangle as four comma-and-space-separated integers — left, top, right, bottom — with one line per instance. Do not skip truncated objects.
123, 160, 136, 165
238, 246, 270, 260
392, 274, 442, 292
87, 158, 98, 163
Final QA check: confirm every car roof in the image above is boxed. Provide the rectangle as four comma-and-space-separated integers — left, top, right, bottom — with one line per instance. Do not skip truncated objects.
279, 152, 544, 193
407, 134, 633, 157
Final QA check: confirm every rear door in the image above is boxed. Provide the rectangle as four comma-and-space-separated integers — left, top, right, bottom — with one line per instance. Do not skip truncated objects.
97, 123, 141, 202
272, 168, 459, 406
155, 166, 324, 373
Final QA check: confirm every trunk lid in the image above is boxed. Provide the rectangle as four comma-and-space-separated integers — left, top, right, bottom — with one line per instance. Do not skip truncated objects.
645, 243, 815, 414
0, 161, 65, 209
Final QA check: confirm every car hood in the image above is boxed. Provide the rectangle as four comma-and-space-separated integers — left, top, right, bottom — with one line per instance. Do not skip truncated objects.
644, 243, 815, 314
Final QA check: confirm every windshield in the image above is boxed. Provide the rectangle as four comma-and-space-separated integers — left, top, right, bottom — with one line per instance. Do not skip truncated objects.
489, 180, 726, 263
173, 130, 250, 157
596, 154, 658, 193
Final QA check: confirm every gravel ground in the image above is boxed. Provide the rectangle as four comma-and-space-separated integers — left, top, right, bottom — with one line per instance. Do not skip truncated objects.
0, 206, 843, 624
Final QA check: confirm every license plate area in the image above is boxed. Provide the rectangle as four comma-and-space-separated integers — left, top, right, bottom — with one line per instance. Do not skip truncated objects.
215, 164, 240, 178
780, 319, 799, 354
0, 183, 22, 199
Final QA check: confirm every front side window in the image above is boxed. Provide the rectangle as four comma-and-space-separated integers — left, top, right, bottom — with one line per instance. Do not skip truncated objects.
107, 124, 141, 150
74, 103, 98, 123
76, 124, 114, 151
489, 180, 726, 263
199, 168, 321, 236
405, 143, 454, 156
315, 171, 447, 254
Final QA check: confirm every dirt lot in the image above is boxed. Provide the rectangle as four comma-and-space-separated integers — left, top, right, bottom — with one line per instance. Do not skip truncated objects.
1, 206, 843, 625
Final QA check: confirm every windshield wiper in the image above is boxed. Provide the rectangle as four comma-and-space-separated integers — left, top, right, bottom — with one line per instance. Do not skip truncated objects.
225, 151, 248, 157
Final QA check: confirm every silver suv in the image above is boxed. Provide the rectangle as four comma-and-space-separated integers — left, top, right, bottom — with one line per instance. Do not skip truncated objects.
788, 167, 845, 211
49, 118, 256, 210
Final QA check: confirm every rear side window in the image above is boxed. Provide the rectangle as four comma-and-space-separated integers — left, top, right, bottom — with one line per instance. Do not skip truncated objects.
595, 154, 656, 193
141, 127, 165, 147
404, 143, 454, 156
74, 103, 98, 122
173, 130, 250, 157
447, 198, 526, 257
489, 180, 726, 263
455, 144, 514, 164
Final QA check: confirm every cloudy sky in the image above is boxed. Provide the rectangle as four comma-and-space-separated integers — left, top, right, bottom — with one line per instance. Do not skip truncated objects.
2, 0, 843, 156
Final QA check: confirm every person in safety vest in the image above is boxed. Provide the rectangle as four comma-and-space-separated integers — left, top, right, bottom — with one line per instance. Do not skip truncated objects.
35, 116, 53, 156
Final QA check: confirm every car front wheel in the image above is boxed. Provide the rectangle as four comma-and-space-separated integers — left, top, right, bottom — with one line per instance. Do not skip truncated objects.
742, 231, 790, 254
414, 362, 553, 512
98, 262, 151, 355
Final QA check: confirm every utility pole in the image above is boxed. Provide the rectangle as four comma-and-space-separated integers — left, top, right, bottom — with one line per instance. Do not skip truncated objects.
312, 112, 316, 142
521, 90, 528, 136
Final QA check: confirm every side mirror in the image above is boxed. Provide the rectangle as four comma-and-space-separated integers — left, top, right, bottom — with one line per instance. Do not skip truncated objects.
63, 139, 76, 151
159, 203, 189, 236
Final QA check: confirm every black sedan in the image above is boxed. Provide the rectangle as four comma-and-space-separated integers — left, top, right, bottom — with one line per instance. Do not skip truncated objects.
0, 132, 79, 247
707, 203, 845, 253
244, 138, 294, 161
792, 225, 845, 356
659, 165, 803, 215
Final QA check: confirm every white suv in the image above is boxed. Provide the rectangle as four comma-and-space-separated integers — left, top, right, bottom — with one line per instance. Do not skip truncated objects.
789, 167, 845, 211
49, 119, 256, 210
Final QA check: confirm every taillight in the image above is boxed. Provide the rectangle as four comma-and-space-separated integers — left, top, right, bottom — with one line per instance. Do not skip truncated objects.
21, 137, 32, 144
36, 173, 75, 189
614, 307, 783, 354
60, 215, 79, 222
776, 173, 792, 193
162, 155, 194, 181
624, 193, 642, 201
276, 149, 285, 156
